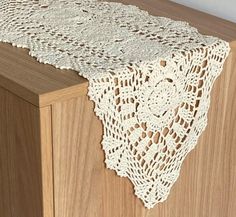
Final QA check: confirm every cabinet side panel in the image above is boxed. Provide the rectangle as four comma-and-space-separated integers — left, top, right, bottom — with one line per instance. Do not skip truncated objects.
52, 47, 236, 217
0, 87, 54, 217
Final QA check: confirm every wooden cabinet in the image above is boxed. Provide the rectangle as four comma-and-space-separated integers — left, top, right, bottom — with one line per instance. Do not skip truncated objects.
0, 1, 236, 217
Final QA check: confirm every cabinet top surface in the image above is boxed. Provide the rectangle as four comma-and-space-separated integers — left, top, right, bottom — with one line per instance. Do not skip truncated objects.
0, 0, 236, 107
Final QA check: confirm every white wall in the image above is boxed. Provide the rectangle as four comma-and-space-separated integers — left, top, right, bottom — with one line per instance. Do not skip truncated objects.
172, 0, 236, 23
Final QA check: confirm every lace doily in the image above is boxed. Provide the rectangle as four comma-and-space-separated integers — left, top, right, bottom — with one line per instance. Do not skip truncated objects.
0, 0, 230, 208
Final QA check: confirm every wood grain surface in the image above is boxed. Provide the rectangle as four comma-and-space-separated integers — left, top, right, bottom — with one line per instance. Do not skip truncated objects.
0, 43, 88, 107
0, 87, 54, 217
40, 106, 54, 217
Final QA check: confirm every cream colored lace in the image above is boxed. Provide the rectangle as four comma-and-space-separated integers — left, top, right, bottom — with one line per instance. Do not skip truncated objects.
0, 0, 230, 208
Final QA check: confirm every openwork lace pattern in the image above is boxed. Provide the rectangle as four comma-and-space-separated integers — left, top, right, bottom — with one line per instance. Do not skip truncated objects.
0, 0, 230, 208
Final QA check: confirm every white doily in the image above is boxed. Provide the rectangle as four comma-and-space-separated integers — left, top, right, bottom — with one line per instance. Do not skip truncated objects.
0, 0, 230, 208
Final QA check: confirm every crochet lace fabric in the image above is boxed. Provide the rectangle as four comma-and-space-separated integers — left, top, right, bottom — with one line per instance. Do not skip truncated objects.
0, 0, 230, 208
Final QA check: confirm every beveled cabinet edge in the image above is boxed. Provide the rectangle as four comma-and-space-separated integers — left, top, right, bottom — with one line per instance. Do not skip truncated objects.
39, 106, 55, 217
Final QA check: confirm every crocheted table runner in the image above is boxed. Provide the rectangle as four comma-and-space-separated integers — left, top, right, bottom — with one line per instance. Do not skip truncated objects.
0, 0, 230, 208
